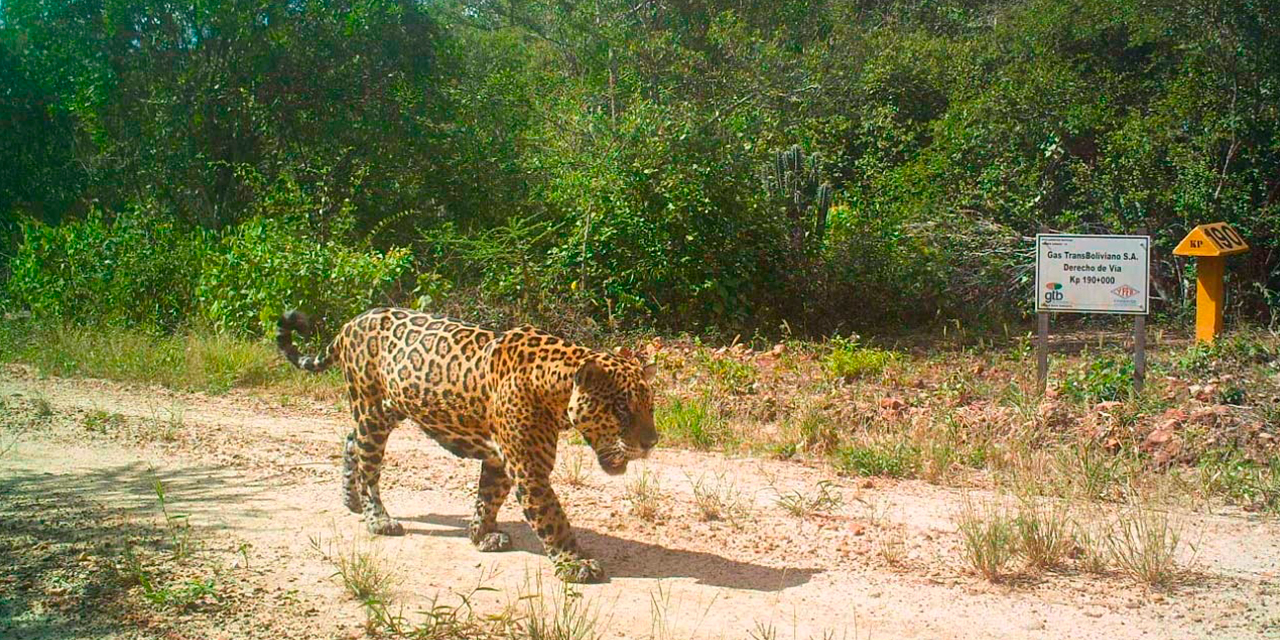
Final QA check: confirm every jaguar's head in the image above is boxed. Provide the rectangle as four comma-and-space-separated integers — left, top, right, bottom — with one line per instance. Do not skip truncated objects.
567, 351, 658, 476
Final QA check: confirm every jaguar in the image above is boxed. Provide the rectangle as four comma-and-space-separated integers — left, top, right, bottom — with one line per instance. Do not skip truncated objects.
276, 307, 658, 582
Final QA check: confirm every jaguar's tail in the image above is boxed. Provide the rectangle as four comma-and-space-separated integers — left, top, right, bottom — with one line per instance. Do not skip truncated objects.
276, 310, 337, 373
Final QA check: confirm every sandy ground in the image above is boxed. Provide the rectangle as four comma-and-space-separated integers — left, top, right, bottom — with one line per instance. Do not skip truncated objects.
1, 367, 1278, 639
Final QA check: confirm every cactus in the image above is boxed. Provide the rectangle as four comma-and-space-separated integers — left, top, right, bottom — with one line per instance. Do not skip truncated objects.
761, 145, 834, 252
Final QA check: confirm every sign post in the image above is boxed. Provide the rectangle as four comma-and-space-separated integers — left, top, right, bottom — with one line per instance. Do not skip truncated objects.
1034, 233, 1151, 393
1172, 223, 1249, 343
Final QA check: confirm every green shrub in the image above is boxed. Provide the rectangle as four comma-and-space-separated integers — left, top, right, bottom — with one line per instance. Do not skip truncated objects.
1060, 353, 1134, 403
196, 216, 412, 336
5, 209, 209, 330
823, 336, 898, 381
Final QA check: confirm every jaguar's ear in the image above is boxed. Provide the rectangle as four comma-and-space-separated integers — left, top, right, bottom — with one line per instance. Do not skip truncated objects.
642, 360, 658, 382
574, 358, 609, 389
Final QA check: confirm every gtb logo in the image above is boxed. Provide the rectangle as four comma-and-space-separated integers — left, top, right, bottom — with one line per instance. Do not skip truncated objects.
1044, 282, 1064, 303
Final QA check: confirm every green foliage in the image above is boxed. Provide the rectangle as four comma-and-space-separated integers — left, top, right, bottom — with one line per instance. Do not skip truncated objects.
197, 216, 411, 336
4, 0, 1280, 333
0, 321, 342, 396
655, 395, 733, 451
6, 209, 209, 330
835, 439, 920, 478
5, 211, 409, 338
697, 354, 758, 394
1197, 450, 1280, 513
1060, 353, 1135, 403
823, 336, 898, 381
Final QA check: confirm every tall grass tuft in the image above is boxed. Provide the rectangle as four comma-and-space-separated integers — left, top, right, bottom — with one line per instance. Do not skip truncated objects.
310, 533, 401, 604
1106, 505, 1192, 589
956, 499, 1017, 581
1012, 498, 1073, 571
516, 574, 602, 640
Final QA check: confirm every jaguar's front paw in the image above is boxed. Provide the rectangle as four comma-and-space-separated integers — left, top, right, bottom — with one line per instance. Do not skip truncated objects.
474, 531, 512, 552
367, 517, 405, 536
554, 557, 604, 583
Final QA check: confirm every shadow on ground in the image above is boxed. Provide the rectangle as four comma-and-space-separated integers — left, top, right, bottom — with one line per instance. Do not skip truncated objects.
0, 462, 280, 639
401, 513, 821, 591
2, 460, 277, 524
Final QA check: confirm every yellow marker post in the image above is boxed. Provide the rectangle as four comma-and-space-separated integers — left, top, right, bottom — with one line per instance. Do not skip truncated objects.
1173, 222, 1249, 343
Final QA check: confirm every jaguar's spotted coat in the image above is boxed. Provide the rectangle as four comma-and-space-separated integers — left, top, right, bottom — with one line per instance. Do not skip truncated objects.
277, 308, 658, 582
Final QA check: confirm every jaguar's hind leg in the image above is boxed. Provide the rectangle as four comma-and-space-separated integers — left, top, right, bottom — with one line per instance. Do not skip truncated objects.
341, 431, 362, 514
351, 400, 404, 536
469, 458, 513, 551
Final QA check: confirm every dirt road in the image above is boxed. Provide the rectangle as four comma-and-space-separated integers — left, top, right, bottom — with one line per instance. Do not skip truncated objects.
1, 368, 1277, 639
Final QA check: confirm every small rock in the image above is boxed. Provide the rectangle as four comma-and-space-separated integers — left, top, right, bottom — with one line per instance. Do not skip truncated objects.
859, 478, 875, 489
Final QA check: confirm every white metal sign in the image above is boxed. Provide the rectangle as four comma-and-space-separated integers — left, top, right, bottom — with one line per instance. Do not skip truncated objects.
1035, 234, 1149, 314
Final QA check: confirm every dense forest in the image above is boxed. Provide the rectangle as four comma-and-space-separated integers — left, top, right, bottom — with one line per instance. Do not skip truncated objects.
2, 0, 1278, 337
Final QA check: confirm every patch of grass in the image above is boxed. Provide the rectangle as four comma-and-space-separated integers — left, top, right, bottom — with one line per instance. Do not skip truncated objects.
1197, 450, 1280, 513
920, 436, 959, 485
688, 471, 749, 525
185, 331, 279, 392
361, 568, 503, 638
1, 323, 343, 397
956, 499, 1017, 582
697, 353, 757, 394
555, 447, 592, 487
790, 405, 840, 456
147, 402, 187, 442
774, 480, 844, 517
515, 574, 602, 640
310, 533, 401, 604
823, 335, 897, 381
151, 475, 194, 561
82, 408, 127, 433
137, 575, 221, 609
1105, 504, 1192, 589
1053, 444, 1138, 502
31, 392, 54, 418
625, 468, 664, 521
835, 439, 919, 478
877, 533, 906, 567
1071, 513, 1113, 574
1012, 498, 1073, 571
656, 395, 734, 451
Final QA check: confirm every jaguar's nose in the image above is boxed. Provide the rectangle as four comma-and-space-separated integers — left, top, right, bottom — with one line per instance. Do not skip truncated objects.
639, 432, 659, 450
